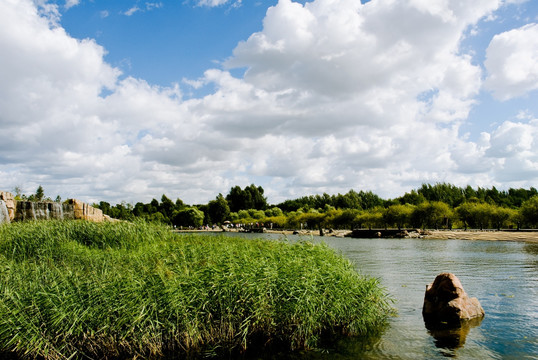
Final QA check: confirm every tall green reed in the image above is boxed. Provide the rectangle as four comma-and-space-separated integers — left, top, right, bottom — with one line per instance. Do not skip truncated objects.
0, 221, 392, 359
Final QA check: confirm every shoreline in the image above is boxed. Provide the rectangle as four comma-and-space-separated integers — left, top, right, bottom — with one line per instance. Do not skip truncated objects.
421, 229, 538, 243
177, 228, 538, 243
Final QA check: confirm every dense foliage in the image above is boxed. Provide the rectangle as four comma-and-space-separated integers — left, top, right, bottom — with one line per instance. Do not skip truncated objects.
0, 221, 392, 359
90, 183, 538, 230
226, 184, 268, 212
13, 183, 538, 229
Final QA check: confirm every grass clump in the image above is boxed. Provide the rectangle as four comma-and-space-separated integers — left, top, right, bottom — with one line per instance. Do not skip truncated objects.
0, 220, 392, 359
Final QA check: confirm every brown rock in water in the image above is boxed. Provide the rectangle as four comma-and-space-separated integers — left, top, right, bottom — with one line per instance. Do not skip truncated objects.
423, 273, 484, 326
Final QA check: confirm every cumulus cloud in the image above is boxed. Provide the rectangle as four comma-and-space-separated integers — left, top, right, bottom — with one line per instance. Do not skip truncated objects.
1, 0, 537, 204
485, 23, 538, 100
484, 118, 538, 181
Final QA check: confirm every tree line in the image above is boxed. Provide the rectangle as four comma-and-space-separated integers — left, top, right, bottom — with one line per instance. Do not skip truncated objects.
93, 183, 538, 230
12, 183, 538, 229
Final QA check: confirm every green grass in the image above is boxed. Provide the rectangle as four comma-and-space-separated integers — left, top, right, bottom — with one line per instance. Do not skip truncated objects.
0, 220, 392, 359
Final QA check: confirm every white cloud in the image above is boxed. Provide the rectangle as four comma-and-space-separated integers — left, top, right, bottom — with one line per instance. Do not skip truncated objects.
146, 2, 163, 11
64, 0, 80, 10
1, 0, 537, 204
123, 6, 141, 16
485, 23, 538, 100
196, 0, 232, 7
484, 118, 538, 181
123, 2, 163, 16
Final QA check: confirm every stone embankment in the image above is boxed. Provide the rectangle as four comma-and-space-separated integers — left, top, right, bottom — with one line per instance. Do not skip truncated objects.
0, 191, 104, 225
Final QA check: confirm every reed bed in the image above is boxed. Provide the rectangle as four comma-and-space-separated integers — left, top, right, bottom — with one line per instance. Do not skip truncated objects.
0, 221, 392, 359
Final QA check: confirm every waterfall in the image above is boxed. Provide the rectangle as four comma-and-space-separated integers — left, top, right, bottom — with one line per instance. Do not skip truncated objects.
0, 200, 10, 224
15, 201, 37, 221
34, 202, 50, 220
62, 203, 75, 220
48, 202, 64, 220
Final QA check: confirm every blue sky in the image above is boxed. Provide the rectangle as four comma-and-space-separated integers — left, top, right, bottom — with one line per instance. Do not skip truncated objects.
458, 2, 538, 140
1, 0, 537, 204
58, 1, 274, 86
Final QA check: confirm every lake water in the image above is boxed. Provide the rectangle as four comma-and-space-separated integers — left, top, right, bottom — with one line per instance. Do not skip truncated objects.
205, 232, 537, 360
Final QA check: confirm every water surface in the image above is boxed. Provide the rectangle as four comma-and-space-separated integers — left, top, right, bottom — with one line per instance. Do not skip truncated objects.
210, 232, 537, 359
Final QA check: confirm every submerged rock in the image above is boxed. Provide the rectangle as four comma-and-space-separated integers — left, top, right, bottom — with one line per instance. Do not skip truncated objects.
422, 273, 485, 326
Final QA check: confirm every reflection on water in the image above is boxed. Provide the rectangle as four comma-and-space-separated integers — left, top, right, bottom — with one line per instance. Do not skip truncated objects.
189, 232, 538, 359
425, 317, 483, 354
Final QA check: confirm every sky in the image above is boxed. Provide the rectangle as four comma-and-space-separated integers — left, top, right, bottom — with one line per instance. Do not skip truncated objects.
1, 0, 537, 205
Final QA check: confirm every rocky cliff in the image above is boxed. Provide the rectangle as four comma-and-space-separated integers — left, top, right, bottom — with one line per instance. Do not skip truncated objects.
0, 191, 104, 224
0, 191, 16, 221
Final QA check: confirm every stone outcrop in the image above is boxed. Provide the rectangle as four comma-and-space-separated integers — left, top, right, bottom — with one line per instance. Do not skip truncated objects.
0, 191, 16, 221
14, 201, 36, 221
0, 190, 104, 223
15, 201, 77, 221
67, 199, 104, 222
423, 273, 485, 326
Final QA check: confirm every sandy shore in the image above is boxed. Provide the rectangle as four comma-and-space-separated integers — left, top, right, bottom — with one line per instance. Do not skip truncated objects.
264, 229, 538, 243
421, 230, 538, 243
259, 229, 538, 243
178, 228, 538, 243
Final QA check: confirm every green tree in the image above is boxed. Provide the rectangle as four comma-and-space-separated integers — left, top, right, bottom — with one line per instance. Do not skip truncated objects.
172, 207, 204, 228
455, 201, 503, 230
264, 207, 283, 217
207, 194, 230, 225
398, 190, 426, 205
98, 201, 112, 215
520, 195, 538, 228
298, 211, 326, 233
383, 204, 414, 230
226, 184, 267, 212
355, 208, 384, 230
412, 201, 452, 229
329, 209, 360, 230
491, 206, 516, 230
159, 194, 175, 220
13, 186, 23, 201
175, 198, 185, 210
149, 212, 166, 223
247, 209, 266, 219
417, 183, 465, 207
455, 202, 476, 230
133, 202, 147, 217
35, 185, 45, 202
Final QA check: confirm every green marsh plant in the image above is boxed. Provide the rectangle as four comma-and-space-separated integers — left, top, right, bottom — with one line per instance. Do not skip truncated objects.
0, 220, 392, 359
